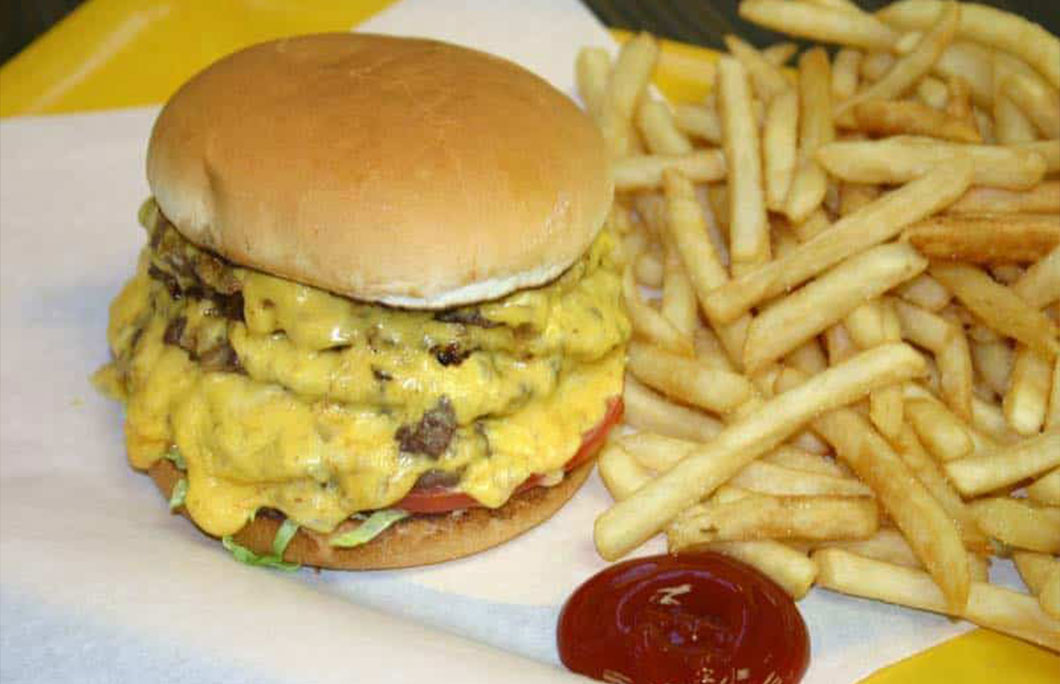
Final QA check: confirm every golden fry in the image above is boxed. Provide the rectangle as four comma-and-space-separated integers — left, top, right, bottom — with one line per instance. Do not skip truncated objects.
853, 99, 980, 142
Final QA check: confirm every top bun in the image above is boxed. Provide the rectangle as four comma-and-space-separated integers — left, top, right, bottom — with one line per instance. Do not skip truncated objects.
147, 33, 612, 308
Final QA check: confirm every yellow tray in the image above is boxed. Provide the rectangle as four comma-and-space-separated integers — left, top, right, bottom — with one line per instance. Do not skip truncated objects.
2, 2, 1056, 682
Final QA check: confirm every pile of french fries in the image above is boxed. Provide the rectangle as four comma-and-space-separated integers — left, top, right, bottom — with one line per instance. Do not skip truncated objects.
578, 0, 1060, 651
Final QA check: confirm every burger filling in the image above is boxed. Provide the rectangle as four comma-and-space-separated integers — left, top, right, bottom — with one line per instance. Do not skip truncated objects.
95, 200, 630, 537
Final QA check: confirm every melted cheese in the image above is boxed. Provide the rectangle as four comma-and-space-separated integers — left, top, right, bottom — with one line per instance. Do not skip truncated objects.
98, 210, 629, 536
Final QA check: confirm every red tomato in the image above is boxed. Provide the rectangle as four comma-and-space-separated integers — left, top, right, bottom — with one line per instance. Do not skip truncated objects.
395, 397, 623, 514
557, 552, 810, 684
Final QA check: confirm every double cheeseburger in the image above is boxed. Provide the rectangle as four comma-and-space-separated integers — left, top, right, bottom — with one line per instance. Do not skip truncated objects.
95, 33, 630, 568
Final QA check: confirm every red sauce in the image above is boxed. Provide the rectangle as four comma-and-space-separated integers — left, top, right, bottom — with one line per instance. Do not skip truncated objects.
557, 552, 809, 684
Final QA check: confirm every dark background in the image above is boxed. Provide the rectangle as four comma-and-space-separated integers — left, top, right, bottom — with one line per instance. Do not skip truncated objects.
2, 0, 1058, 65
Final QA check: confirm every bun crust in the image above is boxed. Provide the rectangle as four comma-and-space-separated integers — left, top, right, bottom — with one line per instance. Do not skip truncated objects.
149, 458, 593, 569
147, 33, 612, 308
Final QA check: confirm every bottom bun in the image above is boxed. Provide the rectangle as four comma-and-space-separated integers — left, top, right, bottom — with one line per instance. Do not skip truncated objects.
149, 458, 593, 569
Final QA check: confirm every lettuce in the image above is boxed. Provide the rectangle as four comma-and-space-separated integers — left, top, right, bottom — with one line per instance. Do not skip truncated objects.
163, 445, 186, 471
329, 509, 409, 548
168, 478, 188, 511
221, 518, 300, 572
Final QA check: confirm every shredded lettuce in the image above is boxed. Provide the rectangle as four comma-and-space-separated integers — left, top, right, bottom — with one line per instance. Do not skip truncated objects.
329, 509, 410, 548
168, 478, 188, 511
163, 445, 186, 471
222, 518, 301, 572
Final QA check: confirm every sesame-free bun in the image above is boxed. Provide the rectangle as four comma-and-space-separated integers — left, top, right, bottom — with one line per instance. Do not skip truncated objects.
149, 458, 593, 569
147, 33, 612, 308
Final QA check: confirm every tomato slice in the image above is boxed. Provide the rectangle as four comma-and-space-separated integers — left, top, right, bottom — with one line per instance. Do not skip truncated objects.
395, 396, 623, 514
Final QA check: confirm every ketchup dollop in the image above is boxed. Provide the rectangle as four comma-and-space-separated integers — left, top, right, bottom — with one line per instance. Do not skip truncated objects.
557, 553, 809, 684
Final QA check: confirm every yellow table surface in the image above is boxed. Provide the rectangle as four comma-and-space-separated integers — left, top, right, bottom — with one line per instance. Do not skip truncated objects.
2, 2, 1056, 682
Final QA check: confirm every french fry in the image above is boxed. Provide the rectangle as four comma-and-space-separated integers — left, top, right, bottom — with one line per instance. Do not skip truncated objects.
1004, 347, 1053, 435
831, 48, 862, 103
825, 323, 857, 365
1042, 572, 1060, 620
786, 48, 833, 223
836, 1, 960, 121
621, 432, 871, 497
917, 75, 950, 110
1027, 469, 1060, 507
623, 375, 724, 443
896, 274, 952, 311
628, 342, 754, 414
1014, 551, 1060, 620
706, 182, 730, 235
1003, 72, 1060, 140
663, 170, 750, 367
1012, 246, 1060, 309
937, 324, 975, 421
598, 442, 653, 501
1050, 357, 1060, 432
634, 249, 664, 287
1013, 551, 1059, 596
817, 136, 1047, 189
739, 0, 899, 51
878, 0, 1060, 90
930, 41, 994, 108
893, 296, 974, 418
838, 183, 881, 217
598, 32, 659, 156
970, 497, 1060, 553
788, 209, 832, 242
930, 262, 1059, 359
761, 41, 798, 66
945, 430, 1060, 497
636, 100, 694, 155
764, 89, 799, 211
575, 47, 611, 119
800, 0, 864, 13
814, 549, 1060, 651
594, 343, 926, 560
671, 104, 721, 144
845, 301, 905, 439
861, 51, 897, 82
704, 162, 972, 325
853, 99, 980, 142
821, 528, 988, 581
718, 57, 770, 275
622, 266, 694, 356
694, 327, 737, 372
668, 492, 879, 544
906, 396, 974, 461
947, 182, 1060, 215
903, 213, 1060, 263
700, 540, 817, 599
1015, 139, 1060, 173
776, 366, 970, 610
723, 34, 790, 102
763, 447, 846, 477
946, 75, 974, 123
661, 247, 698, 340
743, 243, 928, 372
892, 421, 990, 552
993, 262, 1029, 284
970, 396, 1021, 445
971, 339, 1014, 397
613, 150, 727, 191
631, 194, 667, 236
993, 52, 1039, 145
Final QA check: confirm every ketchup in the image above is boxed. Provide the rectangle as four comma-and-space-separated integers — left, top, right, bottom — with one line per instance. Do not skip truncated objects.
557, 553, 809, 684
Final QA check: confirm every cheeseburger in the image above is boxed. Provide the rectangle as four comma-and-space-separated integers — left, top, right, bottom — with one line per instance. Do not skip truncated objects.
95, 33, 630, 568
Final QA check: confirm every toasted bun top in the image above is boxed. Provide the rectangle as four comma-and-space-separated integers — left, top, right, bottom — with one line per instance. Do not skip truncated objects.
147, 33, 612, 308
